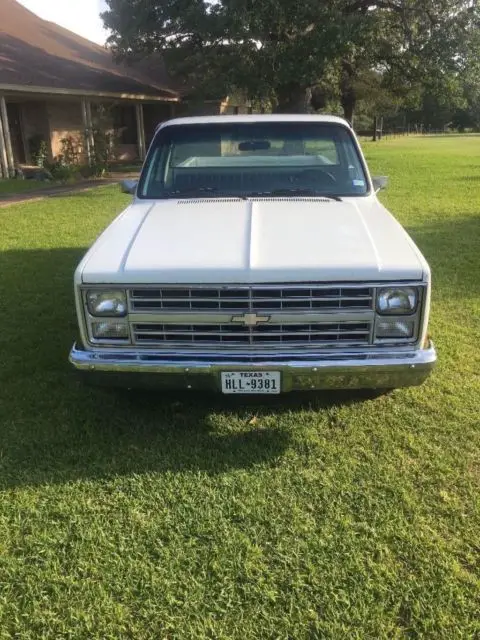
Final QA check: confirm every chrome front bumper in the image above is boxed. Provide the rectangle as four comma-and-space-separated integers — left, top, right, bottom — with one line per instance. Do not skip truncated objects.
69, 342, 437, 392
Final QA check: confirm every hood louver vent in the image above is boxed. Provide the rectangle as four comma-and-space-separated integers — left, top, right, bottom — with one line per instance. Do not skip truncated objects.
178, 199, 242, 204
177, 197, 335, 204
248, 198, 334, 203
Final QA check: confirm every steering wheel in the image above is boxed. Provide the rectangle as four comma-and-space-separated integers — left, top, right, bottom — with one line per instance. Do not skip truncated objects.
295, 168, 337, 186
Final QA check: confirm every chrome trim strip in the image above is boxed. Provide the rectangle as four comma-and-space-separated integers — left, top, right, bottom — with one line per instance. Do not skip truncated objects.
83, 281, 427, 290
127, 310, 375, 324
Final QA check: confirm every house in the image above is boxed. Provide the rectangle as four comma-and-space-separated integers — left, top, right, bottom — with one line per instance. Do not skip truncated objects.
0, 0, 182, 176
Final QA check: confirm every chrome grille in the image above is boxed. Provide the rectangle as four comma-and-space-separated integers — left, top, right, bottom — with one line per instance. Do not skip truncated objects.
132, 322, 372, 348
129, 285, 374, 313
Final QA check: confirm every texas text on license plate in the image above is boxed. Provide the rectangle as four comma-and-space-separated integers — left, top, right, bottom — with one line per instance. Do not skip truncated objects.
221, 371, 281, 394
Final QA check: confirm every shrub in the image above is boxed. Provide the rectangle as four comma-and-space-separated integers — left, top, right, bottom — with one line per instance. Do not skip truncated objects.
90, 105, 120, 175
28, 135, 49, 167
59, 136, 82, 165
47, 163, 80, 183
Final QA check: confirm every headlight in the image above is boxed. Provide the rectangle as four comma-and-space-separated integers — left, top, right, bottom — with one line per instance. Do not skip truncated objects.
87, 290, 127, 317
376, 287, 417, 315
376, 319, 415, 339
91, 321, 129, 340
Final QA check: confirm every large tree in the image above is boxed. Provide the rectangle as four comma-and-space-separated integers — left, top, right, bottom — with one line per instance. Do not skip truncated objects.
102, 0, 479, 118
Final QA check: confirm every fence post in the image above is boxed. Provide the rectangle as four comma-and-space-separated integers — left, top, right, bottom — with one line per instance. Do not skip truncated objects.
372, 116, 378, 141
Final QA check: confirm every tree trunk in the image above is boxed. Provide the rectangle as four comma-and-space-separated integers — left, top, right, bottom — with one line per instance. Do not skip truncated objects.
341, 96, 355, 125
310, 86, 328, 111
340, 60, 357, 125
273, 83, 310, 113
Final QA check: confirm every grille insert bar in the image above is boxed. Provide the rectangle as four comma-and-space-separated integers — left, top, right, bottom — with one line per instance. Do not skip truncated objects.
130, 286, 374, 312
132, 322, 371, 347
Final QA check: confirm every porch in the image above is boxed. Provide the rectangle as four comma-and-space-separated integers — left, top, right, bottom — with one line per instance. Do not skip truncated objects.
0, 90, 175, 177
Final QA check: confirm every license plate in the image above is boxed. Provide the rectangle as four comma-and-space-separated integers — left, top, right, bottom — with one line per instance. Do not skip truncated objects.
221, 371, 281, 394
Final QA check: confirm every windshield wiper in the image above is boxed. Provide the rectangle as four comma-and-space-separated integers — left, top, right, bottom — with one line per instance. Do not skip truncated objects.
162, 187, 240, 199
161, 186, 342, 201
244, 188, 342, 201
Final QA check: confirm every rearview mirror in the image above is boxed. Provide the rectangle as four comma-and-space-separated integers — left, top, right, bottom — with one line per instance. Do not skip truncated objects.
372, 176, 388, 192
121, 179, 138, 195
238, 140, 271, 151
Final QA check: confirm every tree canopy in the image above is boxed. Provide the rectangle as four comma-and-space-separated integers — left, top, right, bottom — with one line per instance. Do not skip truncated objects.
102, 0, 480, 121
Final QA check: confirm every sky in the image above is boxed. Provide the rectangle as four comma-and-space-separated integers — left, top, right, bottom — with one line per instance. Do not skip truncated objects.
17, 0, 109, 45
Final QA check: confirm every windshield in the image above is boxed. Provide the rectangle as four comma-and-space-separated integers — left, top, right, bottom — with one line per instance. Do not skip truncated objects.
138, 121, 369, 199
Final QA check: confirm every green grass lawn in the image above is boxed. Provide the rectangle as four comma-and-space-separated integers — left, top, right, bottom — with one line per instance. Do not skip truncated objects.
108, 163, 143, 175
0, 136, 479, 638
0, 178, 56, 196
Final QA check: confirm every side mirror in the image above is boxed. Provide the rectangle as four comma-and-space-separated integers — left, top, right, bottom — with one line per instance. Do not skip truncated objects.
372, 176, 388, 192
121, 179, 138, 195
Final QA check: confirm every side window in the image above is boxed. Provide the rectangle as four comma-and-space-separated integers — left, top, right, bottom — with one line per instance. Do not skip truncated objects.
141, 143, 173, 196
340, 134, 367, 190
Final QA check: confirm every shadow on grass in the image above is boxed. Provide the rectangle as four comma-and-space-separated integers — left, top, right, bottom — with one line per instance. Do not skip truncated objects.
405, 214, 480, 297
0, 247, 372, 489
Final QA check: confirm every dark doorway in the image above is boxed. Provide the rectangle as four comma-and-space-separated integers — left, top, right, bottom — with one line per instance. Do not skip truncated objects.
112, 104, 138, 145
143, 103, 172, 146
7, 103, 26, 164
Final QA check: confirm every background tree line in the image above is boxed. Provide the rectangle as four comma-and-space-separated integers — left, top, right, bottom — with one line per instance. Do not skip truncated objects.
102, 0, 480, 131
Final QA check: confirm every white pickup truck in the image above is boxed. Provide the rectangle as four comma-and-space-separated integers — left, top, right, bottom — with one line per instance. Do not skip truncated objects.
69, 114, 436, 394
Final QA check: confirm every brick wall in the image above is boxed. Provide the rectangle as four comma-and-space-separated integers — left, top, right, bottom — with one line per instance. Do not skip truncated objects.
47, 100, 86, 161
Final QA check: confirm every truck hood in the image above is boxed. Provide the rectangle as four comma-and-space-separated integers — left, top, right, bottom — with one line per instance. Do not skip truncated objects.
80, 197, 425, 284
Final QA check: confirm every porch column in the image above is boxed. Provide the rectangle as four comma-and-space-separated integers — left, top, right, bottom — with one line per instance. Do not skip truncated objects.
81, 98, 95, 165
86, 102, 95, 156
0, 96, 15, 176
81, 99, 91, 164
0, 105, 9, 178
136, 103, 146, 160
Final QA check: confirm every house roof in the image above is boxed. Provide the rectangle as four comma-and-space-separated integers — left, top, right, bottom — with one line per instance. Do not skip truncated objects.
0, 0, 179, 100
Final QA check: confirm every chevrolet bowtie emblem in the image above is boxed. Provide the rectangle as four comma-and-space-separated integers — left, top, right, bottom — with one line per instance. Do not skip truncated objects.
231, 313, 271, 327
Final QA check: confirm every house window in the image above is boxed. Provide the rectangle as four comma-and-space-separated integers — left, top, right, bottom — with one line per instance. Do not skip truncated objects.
113, 105, 137, 145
